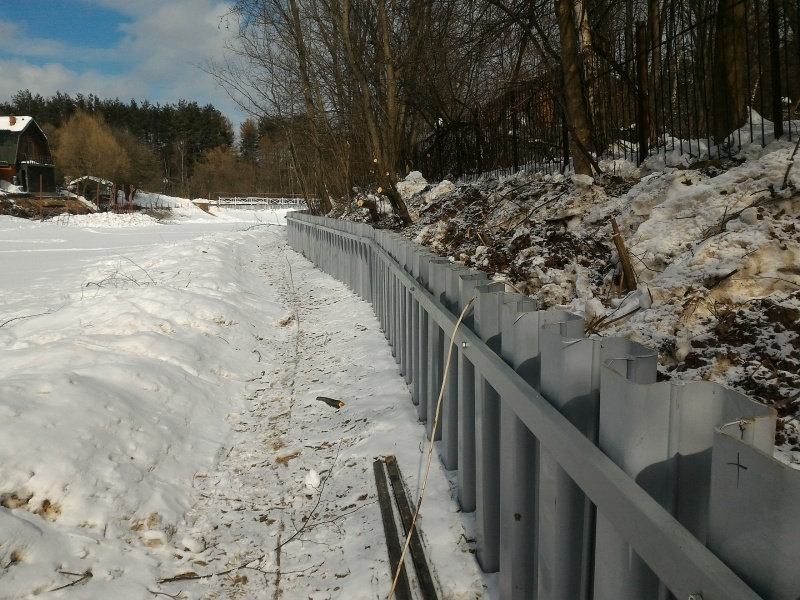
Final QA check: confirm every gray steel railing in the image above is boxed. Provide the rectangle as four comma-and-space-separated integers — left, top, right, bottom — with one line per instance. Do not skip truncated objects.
287, 211, 799, 600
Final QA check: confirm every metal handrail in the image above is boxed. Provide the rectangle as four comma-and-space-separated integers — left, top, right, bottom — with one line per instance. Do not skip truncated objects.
286, 211, 764, 600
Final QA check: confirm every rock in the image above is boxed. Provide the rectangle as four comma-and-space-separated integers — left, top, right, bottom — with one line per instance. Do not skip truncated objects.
571, 174, 594, 187
181, 535, 206, 554
305, 469, 321, 489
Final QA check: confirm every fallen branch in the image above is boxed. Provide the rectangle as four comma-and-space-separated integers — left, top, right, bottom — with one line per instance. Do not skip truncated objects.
157, 558, 264, 584
586, 306, 642, 335
279, 439, 344, 549
148, 589, 183, 599
119, 255, 157, 284
600, 306, 641, 329
502, 191, 567, 231
610, 216, 637, 293
293, 500, 376, 532
492, 180, 540, 206
157, 561, 316, 584
0, 310, 52, 329
48, 570, 92, 592
316, 396, 345, 409
85, 272, 141, 288
273, 531, 282, 600
783, 134, 800, 189
702, 188, 790, 240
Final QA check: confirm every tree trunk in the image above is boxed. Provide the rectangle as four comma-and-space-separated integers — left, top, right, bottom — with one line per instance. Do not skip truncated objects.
648, 0, 662, 145
556, 0, 594, 176
712, 0, 749, 143
625, 0, 635, 65
288, 0, 333, 213
576, 0, 604, 153
315, 0, 354, 200
376, 0, 412, 225
341, 0, 412, 225
285, 130, 315, 214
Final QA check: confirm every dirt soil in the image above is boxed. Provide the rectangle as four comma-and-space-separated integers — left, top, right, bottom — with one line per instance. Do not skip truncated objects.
1, 196, 94, 220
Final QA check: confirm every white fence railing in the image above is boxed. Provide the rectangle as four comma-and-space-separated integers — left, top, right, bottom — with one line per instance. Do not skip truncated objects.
216, 196, 305, 208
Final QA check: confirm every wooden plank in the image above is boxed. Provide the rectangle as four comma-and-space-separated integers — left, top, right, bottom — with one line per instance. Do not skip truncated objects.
384, 455, 439, 600
611, 216, 637, 293
373, 459, 411, 600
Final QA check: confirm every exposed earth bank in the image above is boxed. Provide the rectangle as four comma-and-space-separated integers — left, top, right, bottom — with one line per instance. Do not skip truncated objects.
338, 136, 800, 462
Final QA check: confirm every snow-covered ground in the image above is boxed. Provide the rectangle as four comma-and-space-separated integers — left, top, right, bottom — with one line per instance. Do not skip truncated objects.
0, 206, 489, 598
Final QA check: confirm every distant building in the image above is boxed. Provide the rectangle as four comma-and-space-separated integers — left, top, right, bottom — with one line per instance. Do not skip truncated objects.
0, 115, 56, 193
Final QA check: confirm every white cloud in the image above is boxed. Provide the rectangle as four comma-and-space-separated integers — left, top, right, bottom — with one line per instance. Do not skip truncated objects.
0, 19, 120, 64
0, 20, 64, 58
0, 60, 139, 102
115, 0, 243, 123
0, 1, 245, 128
116, 1, 233, 83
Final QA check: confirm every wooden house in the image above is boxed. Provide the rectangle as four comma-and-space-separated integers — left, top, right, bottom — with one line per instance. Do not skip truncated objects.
0, 115, 56, 193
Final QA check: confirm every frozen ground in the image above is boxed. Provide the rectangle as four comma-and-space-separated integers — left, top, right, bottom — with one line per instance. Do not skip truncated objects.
0, 206, 490, 598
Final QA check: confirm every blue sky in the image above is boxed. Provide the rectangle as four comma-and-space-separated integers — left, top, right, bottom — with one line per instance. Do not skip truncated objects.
0, 0, 244, 127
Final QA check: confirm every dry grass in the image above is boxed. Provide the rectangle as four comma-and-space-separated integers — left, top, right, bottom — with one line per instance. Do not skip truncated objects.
275, 450, 301, 466
12, 197, 94, 219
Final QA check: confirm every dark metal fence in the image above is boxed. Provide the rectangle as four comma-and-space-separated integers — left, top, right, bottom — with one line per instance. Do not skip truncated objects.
414, 0, 800, 181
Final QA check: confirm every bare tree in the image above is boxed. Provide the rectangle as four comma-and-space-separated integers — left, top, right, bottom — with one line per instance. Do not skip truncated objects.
54, 111, 131, 183
712, 0, 749, 143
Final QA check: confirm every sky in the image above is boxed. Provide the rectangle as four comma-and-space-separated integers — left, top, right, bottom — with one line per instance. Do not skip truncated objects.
0, 0, 246, 128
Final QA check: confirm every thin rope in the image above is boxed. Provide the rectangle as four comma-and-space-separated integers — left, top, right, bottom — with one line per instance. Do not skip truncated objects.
494, 279, 527, 296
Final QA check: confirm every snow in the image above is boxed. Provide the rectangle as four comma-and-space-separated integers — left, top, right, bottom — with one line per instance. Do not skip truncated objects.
0, 115, 31, 133
395, 118, 800, 464
127, 191, 194, 209
396, 170, 429, 198
0, 179, 24, 194
0, 205, 490, 598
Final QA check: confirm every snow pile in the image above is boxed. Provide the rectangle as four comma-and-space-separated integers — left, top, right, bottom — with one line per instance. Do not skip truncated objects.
59, 211, 162, 227
396, 169, 429, 198
0, 179, 24, 194
399, 125, 800, 463
127, 191, 192, 209
0, 223, 280, 596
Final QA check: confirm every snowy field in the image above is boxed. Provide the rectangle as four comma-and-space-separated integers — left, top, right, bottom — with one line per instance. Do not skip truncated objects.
0, 206, 490, 598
